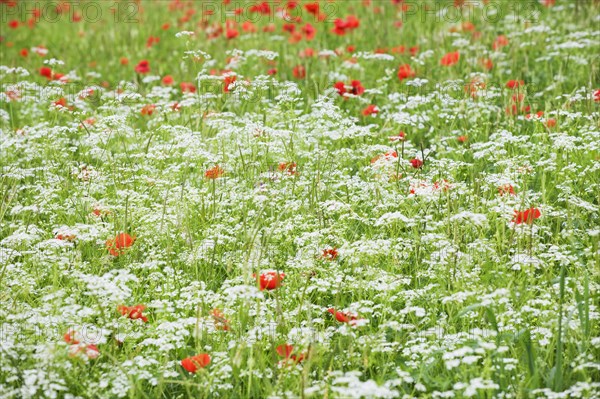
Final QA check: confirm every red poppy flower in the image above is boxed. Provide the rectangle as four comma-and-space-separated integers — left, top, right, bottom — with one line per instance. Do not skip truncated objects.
283, 23, 295, 34
545, 118, 556, 128
346, 15, 360, 28
276, 344, 305, 364
391, 46, 405, 54
8, 20, 19, 29
464, 77, 486, 98
278, 162, 297, 175
20, 48, 28, 57
327, 308, 359, 324
211, 308, 230, 331
492, 35, 509, 50
462, 21, 476, 32
457, 135, 468, 143
92, 206, 109, 217
292, 65, 306, 79
299, 48, 315, 58
410, 158, 423, 169
334, 80, 364, 97
506, 80, 524, 89
85, 344, 100, 359
64, 329, 80, 344
146, 36, 160, 48
242, 21, 257, 33
226, 28, 239, 39
498, 184, 515, 196
507, 104, 528, 116
52, 97, 67, 108
349, 80, 364, 95
141, 104, 155, 116
257, 271, 285, 291
506, 93, 529, 115
223, 74, 236, 93
80, 117, 95, 127
276, 344, 294, 358
397, 64, 415, 81
513, 208, 541, 224
371, 150, 397, 164
334, 81, 346, 95
389, 131, 406, 142
322, 248, 339, 260
162, 75, 174, 85
303, 23, 316, 40
180, 82, 196, 93
134, 60, 150, 74
524, 111, 539, 119
304, 2, 320, 15
68, 343, 100, 360
594, 89, 600, 102
250, 1, 271, 14
120, 57, 129, 66
105, 232, 135, 256
362, 104, 379, 116
5, 88, 20, 101
55, 232, 76, 241
331, 15, 360, 35
480, 58, 493, 70
40, 67, 60, 80
77, 88, 95, 100
440, 51, 460, 66
181, 353, 211, 373
117, 304, 148, 322
205, 165, 224, 179
331, 19, 347, 36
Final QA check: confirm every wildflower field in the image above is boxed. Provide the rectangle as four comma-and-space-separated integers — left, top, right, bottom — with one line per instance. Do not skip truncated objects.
1, 0, 600, 398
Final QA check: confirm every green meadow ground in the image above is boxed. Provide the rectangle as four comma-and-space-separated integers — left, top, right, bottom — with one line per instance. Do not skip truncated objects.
0, 0, 599, 398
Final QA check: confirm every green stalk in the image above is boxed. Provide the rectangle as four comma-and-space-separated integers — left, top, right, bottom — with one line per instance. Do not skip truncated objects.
553, 264, 565, 391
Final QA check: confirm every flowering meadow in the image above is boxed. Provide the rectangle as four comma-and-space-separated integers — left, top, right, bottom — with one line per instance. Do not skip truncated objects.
1, 0, 600, 398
